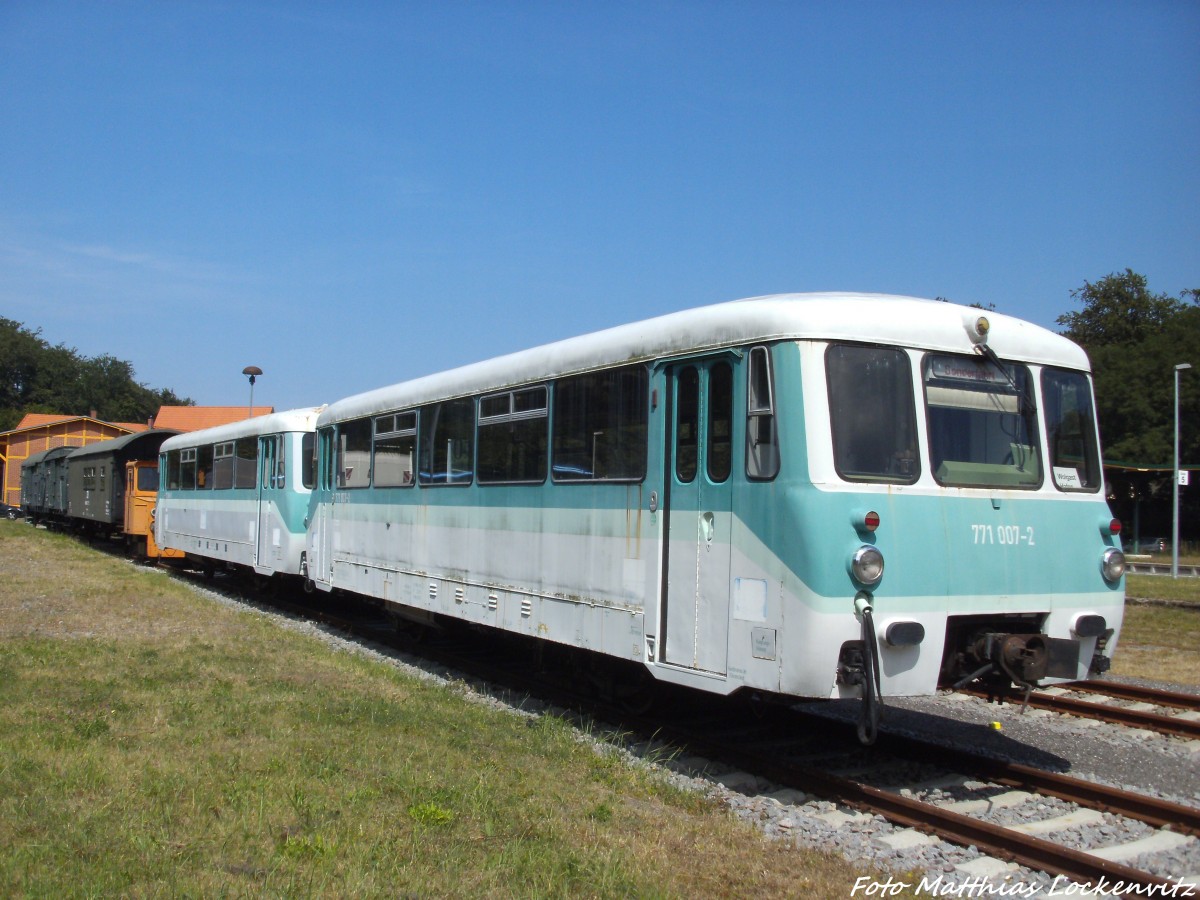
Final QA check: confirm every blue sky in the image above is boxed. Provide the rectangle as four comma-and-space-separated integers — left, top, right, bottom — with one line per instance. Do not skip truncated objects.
1, 1, 1197, 413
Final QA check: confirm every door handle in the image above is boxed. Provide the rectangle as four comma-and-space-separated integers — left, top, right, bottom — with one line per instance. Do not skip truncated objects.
701, 511, 715, 543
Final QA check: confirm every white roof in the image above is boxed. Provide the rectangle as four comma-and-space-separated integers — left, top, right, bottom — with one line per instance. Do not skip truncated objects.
319, 293, 1089, 426
160, 407, 325, 452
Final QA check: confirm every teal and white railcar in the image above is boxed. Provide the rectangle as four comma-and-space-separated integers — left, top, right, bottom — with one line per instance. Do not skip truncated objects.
156, 408, 323, 576
306, 294, 1124, 733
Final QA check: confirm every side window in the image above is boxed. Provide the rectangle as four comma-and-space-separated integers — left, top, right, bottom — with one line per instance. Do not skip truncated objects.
274, 435, 286, 489
235, 438, 258, 489
261, 436, 275, 489
419, 398, 475, 486
675, 367, 699, 483
478, 386, 548, 484
707, 361, 733, 483
213, 442, 235, 490
164, 450, 181, 490
197, 444, 213, 490
375, 412, 417, 488
827, 344, 919, 484
338, 418, 373, 488
552, 365, 648, 482
261, 435, 285, 490
180, 448, 198, 490
303, 432, 317, 490
746, 346, 780, 480
318, 427, 335, 491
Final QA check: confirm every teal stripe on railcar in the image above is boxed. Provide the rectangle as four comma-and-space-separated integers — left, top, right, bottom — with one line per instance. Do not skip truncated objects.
732, 485, 1121, 609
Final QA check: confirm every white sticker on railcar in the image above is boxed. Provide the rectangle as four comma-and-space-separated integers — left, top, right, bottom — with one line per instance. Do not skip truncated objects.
732, 577, 768, 622
971, 524, 1035, 546
1053, 467, 1083, 489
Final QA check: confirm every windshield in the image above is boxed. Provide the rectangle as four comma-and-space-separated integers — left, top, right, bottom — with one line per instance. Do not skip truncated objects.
924, 353, 1041, 488
1041, 368, 1102, 492
136, 464, 158, 492
827, 344, 919, 483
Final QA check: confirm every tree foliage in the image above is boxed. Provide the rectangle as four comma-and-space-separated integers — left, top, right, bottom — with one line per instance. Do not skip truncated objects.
1058, 270, 1200, 467
0, 318, 192, 432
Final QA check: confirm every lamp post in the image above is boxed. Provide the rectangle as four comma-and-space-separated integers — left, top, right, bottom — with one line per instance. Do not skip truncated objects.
243, 366, 263, 420
1173, 363, 1192, 578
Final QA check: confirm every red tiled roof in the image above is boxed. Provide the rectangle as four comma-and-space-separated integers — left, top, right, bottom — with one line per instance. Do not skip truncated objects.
15, 413, 76, 430
153, 406, 275, 432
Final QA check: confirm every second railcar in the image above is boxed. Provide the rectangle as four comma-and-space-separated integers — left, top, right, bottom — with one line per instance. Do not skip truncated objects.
155, 409, 323, 576
65, 429, 175, 524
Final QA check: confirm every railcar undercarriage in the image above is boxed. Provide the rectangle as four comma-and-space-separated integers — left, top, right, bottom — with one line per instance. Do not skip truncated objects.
939, 613, 1107, 696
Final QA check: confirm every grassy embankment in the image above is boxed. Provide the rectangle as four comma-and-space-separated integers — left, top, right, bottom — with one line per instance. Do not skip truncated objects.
0, 521, 898, 898
1117, 573, 1200, 684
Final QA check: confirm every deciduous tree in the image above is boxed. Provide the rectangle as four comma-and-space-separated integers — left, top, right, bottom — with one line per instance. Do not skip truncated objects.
0, 318, 192, 431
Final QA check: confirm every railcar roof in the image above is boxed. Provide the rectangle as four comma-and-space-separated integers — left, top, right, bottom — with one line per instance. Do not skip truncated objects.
21, 449, 52, 469
159, 407, 325, 452
68, 428, 179, 460
319, 293, 1088, 425
21, 445, 80, 469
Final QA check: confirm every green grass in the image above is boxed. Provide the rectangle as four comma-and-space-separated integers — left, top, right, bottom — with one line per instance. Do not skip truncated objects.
1115, 573, 1200, 684
1111, 601, 1200, 684
0, 521, 881, 898
1126, 573, 1200, 605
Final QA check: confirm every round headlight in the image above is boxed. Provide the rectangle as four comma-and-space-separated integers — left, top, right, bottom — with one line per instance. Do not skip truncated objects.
851, 545, 884, 586
1101, 548, 1126, 583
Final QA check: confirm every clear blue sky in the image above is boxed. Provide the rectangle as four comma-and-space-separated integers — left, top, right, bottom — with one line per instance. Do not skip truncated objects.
2, 1, 1197, 413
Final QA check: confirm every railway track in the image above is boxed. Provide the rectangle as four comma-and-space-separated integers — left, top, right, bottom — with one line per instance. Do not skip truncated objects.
619, 695, 1199, 895
149, 564, 1200, 894
1125, 560, 1200, 577
965, 680, 1200, 740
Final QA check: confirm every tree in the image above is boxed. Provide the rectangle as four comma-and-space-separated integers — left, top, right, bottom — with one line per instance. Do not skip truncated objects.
1059, 272, 1200, 542
1058, 271, 1200, 469
0, 318, 193, 431
1058, 269, 1188, 347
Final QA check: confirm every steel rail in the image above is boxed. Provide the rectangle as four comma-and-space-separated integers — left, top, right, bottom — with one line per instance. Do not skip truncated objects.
1024, 691, 1200, 739
877, 732, 1200, 836
677, 732, 1197, 897
965, 687, 1200, 740
1061, 680, 1200, 711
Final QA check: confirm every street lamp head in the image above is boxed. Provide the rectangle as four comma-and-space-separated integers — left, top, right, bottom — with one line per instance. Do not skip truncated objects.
1176, 363, 1193, 372
242, 366, 263, 419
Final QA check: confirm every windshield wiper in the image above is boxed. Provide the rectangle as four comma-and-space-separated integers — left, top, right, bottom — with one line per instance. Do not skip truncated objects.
974, 344, 1036, 414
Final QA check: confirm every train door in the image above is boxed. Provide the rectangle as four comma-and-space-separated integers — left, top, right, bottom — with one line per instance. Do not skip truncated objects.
256, 434, 282, 568
308, 426, 335, 584
661, 357, 735, 674
125, 463, 136, 527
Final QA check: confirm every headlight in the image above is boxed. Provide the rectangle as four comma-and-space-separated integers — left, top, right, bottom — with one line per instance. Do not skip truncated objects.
1101, 548, 1125, 583
850, 545, 884, 586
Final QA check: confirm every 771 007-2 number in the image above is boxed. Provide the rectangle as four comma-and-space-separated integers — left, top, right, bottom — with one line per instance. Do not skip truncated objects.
972, 524, 1035, 546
